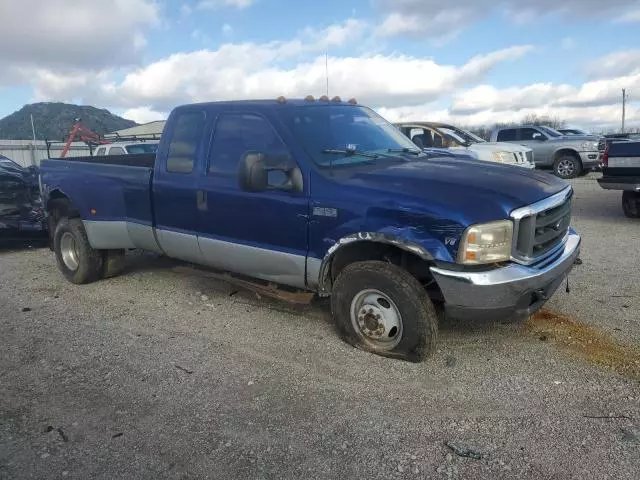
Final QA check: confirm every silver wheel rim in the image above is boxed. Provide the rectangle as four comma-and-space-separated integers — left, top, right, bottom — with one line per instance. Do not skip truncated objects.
557, 159, 575, 177
60, 232, 79, 271
350, 289, 403, 349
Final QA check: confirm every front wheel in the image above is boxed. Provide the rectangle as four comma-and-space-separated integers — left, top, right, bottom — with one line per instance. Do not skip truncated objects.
53, 218, 103, 284
553, 155, 582, 179
330, 261, 438, 362
622, 191, 640, 218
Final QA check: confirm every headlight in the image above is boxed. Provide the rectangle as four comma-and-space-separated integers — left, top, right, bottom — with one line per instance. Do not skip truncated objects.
492, 151, 513, 163
457, 220, 513, 264
580, 141, 598, 151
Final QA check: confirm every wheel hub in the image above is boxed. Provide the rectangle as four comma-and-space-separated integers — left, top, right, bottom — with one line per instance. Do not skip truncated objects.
558, 159, 574, 176
358, 306, 385, 337
60, 232, 79, 271
350, 289, 403, 348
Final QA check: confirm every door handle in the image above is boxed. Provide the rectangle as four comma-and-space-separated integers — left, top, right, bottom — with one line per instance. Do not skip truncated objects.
196, 190, 208, 211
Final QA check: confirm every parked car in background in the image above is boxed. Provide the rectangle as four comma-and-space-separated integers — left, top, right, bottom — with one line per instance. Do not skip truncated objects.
558, 128, 589, 136
93, 141, 159, 156
40, 97, 581, 362
395, 122, 535, 169
0, 155, 44, 235
490, 125, 600, 179
597, 140, 640, 217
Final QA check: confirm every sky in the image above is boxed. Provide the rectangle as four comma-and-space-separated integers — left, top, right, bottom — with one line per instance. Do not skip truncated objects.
0, 0, 639, 132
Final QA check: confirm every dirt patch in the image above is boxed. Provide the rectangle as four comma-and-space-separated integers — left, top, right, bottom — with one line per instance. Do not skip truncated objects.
526, 309, 640, 381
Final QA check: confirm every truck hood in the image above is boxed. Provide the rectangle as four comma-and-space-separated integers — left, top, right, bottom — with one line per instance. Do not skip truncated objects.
338, 156, 568, 224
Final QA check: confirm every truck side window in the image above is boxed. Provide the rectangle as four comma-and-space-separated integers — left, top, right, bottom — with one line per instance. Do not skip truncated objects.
519, 128, 540, 141
167, 111, 206, 173
209, 113, 287, 174
95, 147, 106, 156
108, 147, 125, 155
497, 129, 516, 141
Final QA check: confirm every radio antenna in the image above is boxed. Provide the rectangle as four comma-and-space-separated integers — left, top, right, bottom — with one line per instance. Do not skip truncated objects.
325, 52, 329, 97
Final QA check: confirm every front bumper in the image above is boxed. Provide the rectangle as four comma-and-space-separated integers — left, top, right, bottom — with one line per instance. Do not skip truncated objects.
430, 230, 581, 322
579, 151, 600, 169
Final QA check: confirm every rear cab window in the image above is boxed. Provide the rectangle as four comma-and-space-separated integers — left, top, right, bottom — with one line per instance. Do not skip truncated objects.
497, 129, 517, 142
108, 147, 126, 155
166, 110, 207, 173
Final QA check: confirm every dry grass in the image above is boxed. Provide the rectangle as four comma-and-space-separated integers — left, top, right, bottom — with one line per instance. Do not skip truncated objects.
526, 309, 640, 381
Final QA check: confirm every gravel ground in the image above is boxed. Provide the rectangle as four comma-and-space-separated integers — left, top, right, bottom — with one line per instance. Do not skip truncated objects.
1, 173, 639, 480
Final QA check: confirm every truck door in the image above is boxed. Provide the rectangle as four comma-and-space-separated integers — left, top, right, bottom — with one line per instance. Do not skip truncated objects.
152, 109, 208, 264
517, 127, 553, 165
195, 111, 309, 289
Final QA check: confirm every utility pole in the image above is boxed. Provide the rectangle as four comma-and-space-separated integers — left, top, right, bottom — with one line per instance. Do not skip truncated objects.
621, 88, 627, 134
325, 52, 329, 97
30, 114, 37, 166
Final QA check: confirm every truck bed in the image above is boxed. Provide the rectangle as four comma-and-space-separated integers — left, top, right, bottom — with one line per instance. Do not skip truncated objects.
40, 156, 157, 250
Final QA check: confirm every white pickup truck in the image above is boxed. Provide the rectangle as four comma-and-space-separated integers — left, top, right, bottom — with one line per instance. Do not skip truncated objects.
395, 122, 535, 169
93, 141, 159, 156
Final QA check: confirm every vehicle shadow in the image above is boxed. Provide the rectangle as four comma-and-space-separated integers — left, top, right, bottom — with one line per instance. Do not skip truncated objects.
0, 232, 49, 254
115, 252, 527, 341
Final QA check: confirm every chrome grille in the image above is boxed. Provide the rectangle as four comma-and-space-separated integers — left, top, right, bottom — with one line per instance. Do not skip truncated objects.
525, 151, 534, 164
511, 188, 573, 264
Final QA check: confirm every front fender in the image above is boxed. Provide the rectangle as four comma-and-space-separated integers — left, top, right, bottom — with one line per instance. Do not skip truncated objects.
312, 229, 456, 296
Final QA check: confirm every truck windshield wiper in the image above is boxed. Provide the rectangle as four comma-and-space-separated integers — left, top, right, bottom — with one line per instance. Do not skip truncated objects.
387, 148, 422, 155
322, 148, 379, 159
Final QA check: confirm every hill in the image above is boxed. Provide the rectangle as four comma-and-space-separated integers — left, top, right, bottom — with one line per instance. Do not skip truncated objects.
0, 102, 138, 140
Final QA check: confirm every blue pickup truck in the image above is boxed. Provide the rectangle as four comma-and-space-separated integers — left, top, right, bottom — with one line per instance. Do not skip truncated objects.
40, 97, 581, 362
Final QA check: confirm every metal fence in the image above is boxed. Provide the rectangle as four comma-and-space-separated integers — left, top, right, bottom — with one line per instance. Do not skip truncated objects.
0, 140, 91, 167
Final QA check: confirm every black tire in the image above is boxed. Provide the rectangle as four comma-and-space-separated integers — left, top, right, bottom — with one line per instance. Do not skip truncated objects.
330, 261, 438, 362
622, 191, 640, 218
102, 249, 126, 278
553, 155, 582, 179
53, 218, 103, 284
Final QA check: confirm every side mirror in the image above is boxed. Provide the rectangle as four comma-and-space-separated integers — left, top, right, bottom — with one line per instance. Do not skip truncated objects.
532, 133, 546, 141
238, 152, 303, 193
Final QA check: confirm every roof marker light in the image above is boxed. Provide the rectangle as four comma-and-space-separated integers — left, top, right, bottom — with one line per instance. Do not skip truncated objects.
304, 95, 315, 102
331, 96, 342, 103
276, 96, 287, 104
348, 98, 357, 105
319, 95, 329, 101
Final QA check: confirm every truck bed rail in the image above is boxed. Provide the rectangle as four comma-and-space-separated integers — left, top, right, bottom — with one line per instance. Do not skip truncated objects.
47, 153, 156, 168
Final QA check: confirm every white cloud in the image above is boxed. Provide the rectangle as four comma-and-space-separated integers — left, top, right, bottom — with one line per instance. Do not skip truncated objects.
90, 43, 531, 113
121, 107, 167, 124
380, 102, 639, 132
222, 23, 234, 34
375, 0, 640, 38
617, 9, 640, 21
197, 0, 256, 10
0, 0, 158, 70
583, 49, 640, 79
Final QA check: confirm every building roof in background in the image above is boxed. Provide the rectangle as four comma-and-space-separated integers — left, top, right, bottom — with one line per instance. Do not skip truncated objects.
105, 120, 165, 139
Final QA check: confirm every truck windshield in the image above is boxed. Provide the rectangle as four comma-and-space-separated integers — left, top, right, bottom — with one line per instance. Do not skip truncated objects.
125, 143, 159, 154
438, 126, 485, 145
278, 105, 423, 167
538, 126, 562, 137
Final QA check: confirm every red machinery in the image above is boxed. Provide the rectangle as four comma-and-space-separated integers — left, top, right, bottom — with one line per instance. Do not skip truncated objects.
59, 118, 110, 158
